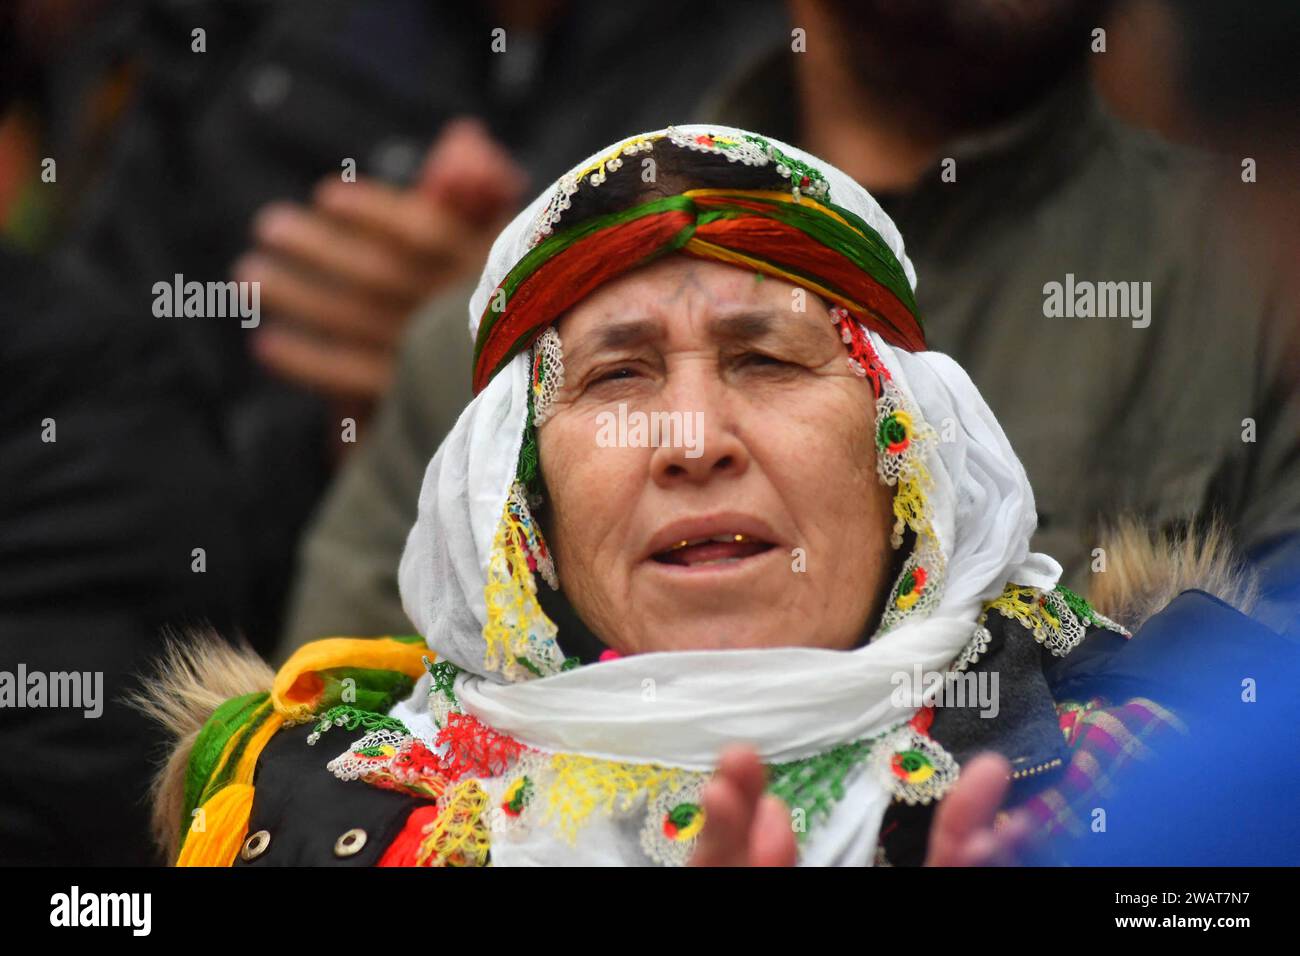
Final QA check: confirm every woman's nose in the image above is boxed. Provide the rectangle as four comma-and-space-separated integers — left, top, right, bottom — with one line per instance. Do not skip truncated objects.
648, 374, 750, 487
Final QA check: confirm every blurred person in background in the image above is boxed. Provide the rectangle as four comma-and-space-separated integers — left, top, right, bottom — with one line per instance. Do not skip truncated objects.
281, 0, 1299, 654
1031, 0, 1300, 863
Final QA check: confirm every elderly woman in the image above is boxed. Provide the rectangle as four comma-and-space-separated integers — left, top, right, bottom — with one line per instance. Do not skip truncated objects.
146, 126, 1238, 867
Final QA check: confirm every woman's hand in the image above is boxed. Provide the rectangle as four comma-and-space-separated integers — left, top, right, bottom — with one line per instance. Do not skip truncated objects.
688, 747, 1034, 866
924, 752, 1034, 866
689, 746, 798, 867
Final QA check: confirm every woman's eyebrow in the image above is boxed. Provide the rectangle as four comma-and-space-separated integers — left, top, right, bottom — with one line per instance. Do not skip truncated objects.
710, 311, 774, 342
710, 309, 823, 350
566, 307, 823, 366
566, 317, 661, 366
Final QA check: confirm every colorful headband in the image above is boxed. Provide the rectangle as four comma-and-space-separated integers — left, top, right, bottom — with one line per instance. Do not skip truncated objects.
471, 187, 925, 394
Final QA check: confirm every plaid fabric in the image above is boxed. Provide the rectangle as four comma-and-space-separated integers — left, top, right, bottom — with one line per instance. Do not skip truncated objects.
1015, 696, 1186, 839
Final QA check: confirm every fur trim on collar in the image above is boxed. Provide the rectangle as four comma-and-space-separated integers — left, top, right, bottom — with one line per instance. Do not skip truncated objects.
1087, 517, 1259, 632
127, 630, 273, 864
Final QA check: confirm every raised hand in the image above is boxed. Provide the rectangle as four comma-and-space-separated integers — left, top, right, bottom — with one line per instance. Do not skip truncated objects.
924, 752, 1034, 866
689, 745, 798, 867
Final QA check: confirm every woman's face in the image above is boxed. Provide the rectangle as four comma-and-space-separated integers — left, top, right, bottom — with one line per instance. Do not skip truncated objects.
538, 256, 896, 655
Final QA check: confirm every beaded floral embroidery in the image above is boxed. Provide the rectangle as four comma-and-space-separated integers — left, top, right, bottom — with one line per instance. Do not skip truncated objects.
515, 326, 564, 499
666, 127, 831, 202
830, 307, 946, 635
950, 623, 993, 673
529, 134, 659, 247
305, 704, 407, 746
529, 326, 564, 427
641, 781, 707, 866
425, 657, 462, 729
875, 707, 960, 805
980, 583, 1130, 657
529, 129, 834, 250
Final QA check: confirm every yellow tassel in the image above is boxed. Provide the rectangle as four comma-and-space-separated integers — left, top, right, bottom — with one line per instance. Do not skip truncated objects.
176, 784, 254, 867
233, 711, 284, 783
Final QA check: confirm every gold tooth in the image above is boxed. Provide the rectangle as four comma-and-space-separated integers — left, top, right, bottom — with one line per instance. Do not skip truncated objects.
668, 534, 750, 551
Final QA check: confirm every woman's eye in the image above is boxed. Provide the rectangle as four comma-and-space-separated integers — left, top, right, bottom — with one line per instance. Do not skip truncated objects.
740, 352, 790, 369
590, 366, 639, 386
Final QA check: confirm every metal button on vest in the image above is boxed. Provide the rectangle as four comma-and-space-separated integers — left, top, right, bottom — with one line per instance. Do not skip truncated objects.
334, 828, 368, 858
240, 829, 271, 862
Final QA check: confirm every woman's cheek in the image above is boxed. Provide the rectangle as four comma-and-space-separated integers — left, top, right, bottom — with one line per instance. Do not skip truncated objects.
545, 422, 633, 570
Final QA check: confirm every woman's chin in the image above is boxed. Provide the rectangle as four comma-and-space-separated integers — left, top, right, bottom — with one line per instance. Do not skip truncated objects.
624, 546, 817, 651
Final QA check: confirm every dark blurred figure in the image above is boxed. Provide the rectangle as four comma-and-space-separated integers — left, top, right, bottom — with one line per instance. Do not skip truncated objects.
1, 0, 138, 250
1, 2, 247, 865
1167, 0, 1300, 634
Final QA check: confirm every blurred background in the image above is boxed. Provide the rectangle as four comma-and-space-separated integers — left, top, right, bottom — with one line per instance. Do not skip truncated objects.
0, 0, 1296, 865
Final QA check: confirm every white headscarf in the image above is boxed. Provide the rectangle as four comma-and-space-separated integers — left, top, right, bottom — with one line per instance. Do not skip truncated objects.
393, 126, 1060, 865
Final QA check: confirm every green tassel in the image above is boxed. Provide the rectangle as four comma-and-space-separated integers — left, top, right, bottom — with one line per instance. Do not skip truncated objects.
181, 692, 269, 844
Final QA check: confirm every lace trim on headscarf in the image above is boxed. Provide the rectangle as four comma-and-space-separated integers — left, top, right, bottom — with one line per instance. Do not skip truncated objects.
482, 486, 566, 680
980, 582, 1131, 656
830, 308, 947, 636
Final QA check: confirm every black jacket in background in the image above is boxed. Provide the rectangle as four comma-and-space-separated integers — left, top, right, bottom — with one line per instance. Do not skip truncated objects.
0, 246, 245, 864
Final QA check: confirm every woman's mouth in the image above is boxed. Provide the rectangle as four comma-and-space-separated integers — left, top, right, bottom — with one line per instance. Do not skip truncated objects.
651, 533, 775, 567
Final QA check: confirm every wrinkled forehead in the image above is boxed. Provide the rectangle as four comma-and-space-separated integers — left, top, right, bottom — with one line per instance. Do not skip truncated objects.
555, 256, 842, 363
